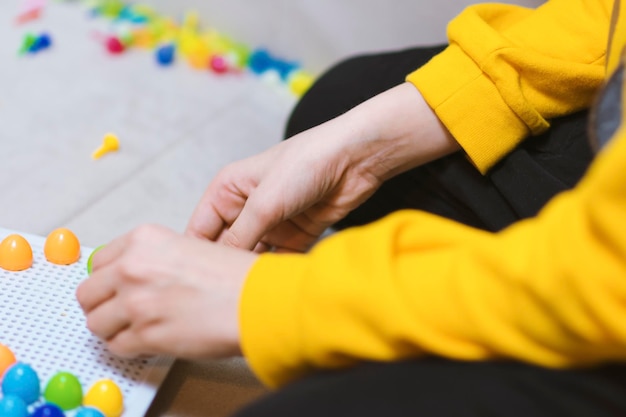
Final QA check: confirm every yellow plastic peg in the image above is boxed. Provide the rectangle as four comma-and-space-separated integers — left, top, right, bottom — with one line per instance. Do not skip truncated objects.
92, 133, 120, 160
183, 10, 200, 31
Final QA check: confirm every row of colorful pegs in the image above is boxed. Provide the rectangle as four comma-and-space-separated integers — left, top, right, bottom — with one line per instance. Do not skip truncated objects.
0, 343, 123, 417
16, 0, 315, 97
18, 32, 52, 55
0, 229, 80, 272
90, 1, 315, 96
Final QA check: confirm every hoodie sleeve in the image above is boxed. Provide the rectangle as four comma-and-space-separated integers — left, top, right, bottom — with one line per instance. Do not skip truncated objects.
407, 0, 610, 173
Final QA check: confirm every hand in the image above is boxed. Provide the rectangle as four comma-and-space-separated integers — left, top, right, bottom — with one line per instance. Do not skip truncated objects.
186, 83, 459, 253
75, 224, 257, 359
186, 123, 382, 253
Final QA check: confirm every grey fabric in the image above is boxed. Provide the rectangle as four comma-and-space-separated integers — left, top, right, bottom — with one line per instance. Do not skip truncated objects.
590, 64, 624, 152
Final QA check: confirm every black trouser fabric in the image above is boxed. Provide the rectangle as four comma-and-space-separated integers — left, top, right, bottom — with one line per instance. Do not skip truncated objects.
235, 358, 626, 417
233, 47, 626, 417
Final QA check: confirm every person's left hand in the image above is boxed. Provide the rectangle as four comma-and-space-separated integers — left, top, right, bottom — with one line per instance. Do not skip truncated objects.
75, 224, 258, 359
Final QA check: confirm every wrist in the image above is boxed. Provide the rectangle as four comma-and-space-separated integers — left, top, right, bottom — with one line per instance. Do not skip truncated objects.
341, 82, 460, 181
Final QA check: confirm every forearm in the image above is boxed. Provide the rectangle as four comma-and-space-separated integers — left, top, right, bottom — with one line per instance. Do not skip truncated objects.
337, 82, 461, 182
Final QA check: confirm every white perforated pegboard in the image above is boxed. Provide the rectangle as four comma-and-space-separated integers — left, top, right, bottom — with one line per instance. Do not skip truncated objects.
0, 227, 173, 416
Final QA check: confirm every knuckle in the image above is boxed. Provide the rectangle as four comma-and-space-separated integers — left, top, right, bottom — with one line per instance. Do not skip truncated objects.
221, 232, 242, 248
247, 196, 278, 224
107, 340, 138, 359
135, 327, 161, 354
214, 164, 239, 187
128, 224, 163, 244
223, 159, 245, 175
117, 258, 142, 280
85, 315, 100, 336
124, 292, 156, 322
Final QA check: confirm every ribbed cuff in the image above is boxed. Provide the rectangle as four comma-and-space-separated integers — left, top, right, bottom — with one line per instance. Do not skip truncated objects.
406, 44, 530, 173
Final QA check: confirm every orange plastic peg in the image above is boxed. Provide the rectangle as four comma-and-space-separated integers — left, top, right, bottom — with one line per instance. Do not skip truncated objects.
0, 234, 33, 271
44, 228, 81, 265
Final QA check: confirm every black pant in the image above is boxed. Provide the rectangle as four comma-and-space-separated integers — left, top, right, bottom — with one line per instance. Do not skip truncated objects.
236, 359, 626, 417
234, 46, 626, 416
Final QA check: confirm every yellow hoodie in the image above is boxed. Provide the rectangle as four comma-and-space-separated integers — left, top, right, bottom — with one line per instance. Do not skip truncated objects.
240, 0, 626, 388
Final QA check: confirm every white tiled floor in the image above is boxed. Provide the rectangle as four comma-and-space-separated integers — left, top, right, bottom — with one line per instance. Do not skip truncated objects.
1, 1, 295, 415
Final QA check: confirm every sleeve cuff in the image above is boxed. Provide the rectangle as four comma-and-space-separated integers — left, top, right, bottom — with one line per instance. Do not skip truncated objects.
406, 44, 534, 174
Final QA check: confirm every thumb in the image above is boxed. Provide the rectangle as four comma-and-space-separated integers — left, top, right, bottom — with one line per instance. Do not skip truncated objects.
219, 192, 283, 250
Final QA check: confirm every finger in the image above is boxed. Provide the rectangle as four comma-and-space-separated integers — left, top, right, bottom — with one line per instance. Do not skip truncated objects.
76, 266, 117, 314
106, 316, 164, 358
90, 233, 130, 272
105, 328, 151, 359
222, 191, 281, 250
85, 297, 130, 341
185, 197, 228, 241
252, 241, 272, 254
185, 169, 250, 241
291, 202, 346, 238
261, 217, 322, 253
261, 203, 338, 252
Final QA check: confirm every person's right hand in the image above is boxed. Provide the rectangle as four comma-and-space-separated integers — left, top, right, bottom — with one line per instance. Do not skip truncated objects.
186, 83, 459, 253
